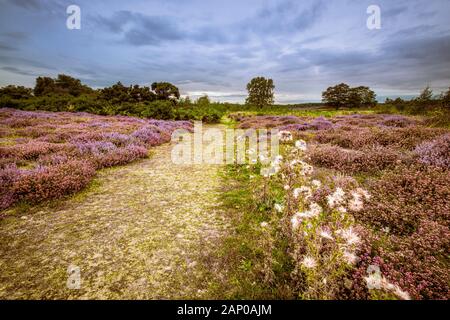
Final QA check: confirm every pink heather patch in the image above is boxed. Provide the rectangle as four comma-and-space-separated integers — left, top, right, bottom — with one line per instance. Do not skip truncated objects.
0, 108, 192, 209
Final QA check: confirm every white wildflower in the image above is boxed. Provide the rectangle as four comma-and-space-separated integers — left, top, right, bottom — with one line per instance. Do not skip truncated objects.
356, 187, 371, 200
293, 186, 312, 199
393, 286, 411, 300
284, 185, 290, 190
274, 203, 284, 213
326, 187, 345, 208
311, 179, 322, 188
299, 160, 313, 176
319, 229, 334, 241
291, 213, 301, 230
364, 273, 382, 289
260, 221, 268, 228
342, 250, 358, 265
301, 256, 317, 269
308, 202, 322, 217
340, 227, 361, 246
295, 139, 307, 151
260, 167, 270, 177
348, 192, 364, 211
337, 206, 347, 213
382, 226, 390, 233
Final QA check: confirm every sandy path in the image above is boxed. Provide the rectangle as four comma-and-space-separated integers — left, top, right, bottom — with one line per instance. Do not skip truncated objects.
0, 125, 229, 299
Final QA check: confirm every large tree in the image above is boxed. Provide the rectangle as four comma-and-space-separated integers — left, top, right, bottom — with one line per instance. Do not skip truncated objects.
322, 83, 376, 109
0, 85, 33, 99
34, 74, 92, 97
245, 76, 275, 108
151, 82, 180, 101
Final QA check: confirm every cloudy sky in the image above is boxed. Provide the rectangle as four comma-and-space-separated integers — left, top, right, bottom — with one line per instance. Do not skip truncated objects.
0, 0, 449, 103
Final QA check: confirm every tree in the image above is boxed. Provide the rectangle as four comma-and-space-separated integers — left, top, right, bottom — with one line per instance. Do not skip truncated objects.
245, 76, 274, 108
34, 76, 55, 96
196, 95, 210, 107
151, 82, 180, 101
0, 85, 33, 99
352, 86, 377, 108
415, 86, 433, 106
34, 74, 92, 97
100, 82, 155, 103
440, 87, 450, 108
322, 83, 351, 109
322, 83, 376, 109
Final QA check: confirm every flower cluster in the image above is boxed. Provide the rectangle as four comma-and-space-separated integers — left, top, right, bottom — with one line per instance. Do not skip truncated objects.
0, 108, 192, 209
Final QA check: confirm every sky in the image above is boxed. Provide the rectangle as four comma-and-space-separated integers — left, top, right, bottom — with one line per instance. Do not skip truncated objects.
0, 0, 449, 103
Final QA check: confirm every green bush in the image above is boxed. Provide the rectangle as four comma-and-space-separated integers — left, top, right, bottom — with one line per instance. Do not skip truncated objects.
141, 100, 174, 120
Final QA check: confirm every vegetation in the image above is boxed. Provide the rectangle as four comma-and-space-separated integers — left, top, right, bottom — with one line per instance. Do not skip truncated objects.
0, 108, 192, 210
218, 113, 449, 299
322, 83, 377, 109
245, 76, 275, 108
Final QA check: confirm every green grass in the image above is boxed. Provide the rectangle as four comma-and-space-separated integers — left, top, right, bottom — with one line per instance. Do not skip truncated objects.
206, 164, 295, 299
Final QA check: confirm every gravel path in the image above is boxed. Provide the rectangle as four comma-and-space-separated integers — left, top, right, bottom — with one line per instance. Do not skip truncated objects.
0, 125, 229, 299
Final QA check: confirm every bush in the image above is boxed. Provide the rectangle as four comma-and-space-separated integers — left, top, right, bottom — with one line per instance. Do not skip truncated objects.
309, 144, 400, 174
92, 145, 148, 169
141, 100, 174, 120
354, 165, 450, 235
415, 134, 450, 169
12, 160, 96, 204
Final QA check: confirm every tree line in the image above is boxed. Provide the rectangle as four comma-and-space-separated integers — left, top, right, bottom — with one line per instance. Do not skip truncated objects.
0, 74, 448, 121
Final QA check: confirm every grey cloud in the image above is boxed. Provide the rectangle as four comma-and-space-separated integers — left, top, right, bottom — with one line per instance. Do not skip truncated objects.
1, 66, 36, 76
93, 11, 184, 46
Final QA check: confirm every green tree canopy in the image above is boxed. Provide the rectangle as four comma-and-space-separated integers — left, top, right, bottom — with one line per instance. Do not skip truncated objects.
0, 85, 33, 99
245, 76, 275, 108
34, 74, 93, 97
151, 82, 180, 101
322, 83, 376, 109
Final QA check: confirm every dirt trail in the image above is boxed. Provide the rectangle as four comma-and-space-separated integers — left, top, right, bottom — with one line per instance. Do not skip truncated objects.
0, 125, 229, 299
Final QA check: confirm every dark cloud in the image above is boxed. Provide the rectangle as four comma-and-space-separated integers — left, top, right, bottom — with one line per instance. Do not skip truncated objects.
93, 11, 184, 46
6, 0, 41, 10
1, 66, 36, 76
0, 43, 16, 51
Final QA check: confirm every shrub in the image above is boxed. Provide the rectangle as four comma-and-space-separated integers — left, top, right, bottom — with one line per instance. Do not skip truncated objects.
354, 165, 450, 235
141, 100, 174, 120
415, 134, 450, 169
309, 144, 400, 174
12, 160, 96, 204
92, 145, 148, 169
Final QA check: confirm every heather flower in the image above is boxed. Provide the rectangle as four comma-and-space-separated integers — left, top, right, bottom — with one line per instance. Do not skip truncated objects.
414, 133, 450, 169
